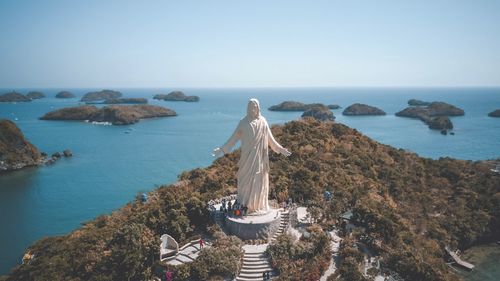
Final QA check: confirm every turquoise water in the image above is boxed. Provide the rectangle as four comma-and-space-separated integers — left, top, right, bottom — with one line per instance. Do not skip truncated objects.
459, 244, 500, 281
0, 88, 499, 276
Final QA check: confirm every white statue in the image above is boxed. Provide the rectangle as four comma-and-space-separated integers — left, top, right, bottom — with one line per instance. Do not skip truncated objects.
213, 99, 291, 215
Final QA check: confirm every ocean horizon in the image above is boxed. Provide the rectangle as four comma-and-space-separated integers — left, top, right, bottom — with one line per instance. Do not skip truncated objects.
1, 87, 499, 278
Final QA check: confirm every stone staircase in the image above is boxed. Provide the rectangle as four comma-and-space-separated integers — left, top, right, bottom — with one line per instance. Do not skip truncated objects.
271, 210, 289, 242
236, 245, 273, 281
236, 210, 291, 280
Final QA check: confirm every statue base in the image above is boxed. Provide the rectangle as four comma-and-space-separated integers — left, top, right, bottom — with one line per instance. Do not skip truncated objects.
225, 208, 281, 240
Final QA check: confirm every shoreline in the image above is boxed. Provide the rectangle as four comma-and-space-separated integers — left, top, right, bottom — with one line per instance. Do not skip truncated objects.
459, 243, 500, 281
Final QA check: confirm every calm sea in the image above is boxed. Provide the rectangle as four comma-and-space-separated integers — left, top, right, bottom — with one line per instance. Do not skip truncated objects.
0, 88, 499, 278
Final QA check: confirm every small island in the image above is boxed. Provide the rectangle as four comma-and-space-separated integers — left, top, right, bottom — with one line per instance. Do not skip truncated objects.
396, 102, 464, 132
153, 91, 199, 102
301, 105, 335, 121
342, 103, 386, 115
55, 91, 76, 99
40, 105, 177, 125
268, 101, 328, 111
0, 91, 31, 102
327, 104, 341, 109
408, 99, 431, 106
26, 91, 45, 100
0, 119, 43, 172
80, 89, 122, 102
102, 98, 148, 104
488, 109, 500, 117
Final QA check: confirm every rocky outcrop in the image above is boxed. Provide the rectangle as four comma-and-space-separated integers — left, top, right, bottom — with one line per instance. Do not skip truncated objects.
80, 90, 122, 102
302, 105, 335, 121
46, 149, 73, 165
26, 91, 45, 100
102, 98, 148, 104
342, 103, 386, 116
408, 99, 430, 106
55, 91, 75, 98
268, 101, 325, 111
0, 119, 43, 172
488, 109, 500, 117
396, 102, 464, 133
428, 116, 453, 130
153, 91, 199, 102
0, 91, 31, 102
327, 104, 341, 110
63, 149, 73, 157
40, 105, 176, 125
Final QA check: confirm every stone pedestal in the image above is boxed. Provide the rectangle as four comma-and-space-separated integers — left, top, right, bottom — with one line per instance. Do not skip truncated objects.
225, 209, 281, 240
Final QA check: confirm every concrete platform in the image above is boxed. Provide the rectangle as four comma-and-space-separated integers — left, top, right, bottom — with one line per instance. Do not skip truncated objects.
225, 208, 281, 240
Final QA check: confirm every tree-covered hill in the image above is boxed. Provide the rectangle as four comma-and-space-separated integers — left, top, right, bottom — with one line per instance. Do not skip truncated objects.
3, 119, 499, 281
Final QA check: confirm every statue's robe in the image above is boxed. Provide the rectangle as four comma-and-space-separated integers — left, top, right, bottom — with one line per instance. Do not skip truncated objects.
222, 100, 284, 214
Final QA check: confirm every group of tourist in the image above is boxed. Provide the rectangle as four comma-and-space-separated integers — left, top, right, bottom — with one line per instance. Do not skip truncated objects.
220, 198, 248, 217
280, 197, 294, 210
207, 194, 237, 208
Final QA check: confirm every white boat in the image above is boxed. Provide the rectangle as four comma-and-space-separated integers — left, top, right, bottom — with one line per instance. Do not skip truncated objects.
491, 164, 500, 173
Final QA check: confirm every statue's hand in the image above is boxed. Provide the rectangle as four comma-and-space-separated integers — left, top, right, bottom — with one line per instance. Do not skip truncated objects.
212, 147, 223, 157
281, 147, 292, 157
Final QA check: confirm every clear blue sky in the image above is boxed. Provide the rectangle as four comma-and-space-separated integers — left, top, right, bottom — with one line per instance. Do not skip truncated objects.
1, 0, 499, 88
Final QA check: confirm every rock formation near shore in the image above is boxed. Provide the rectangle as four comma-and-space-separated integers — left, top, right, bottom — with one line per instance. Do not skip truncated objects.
0, 91, 31, 102
342, 103, 386, 115
301, 105, 335, 121
40, 105, 176, 125
0, 119, 43, 172
80, 90, 122, 102
102, 98, 148, 104
488, 109, 500, 117
55, 91, 75, 99
153, 91, 199, 102
26, 91, 45, 100
396, 102, 464, 132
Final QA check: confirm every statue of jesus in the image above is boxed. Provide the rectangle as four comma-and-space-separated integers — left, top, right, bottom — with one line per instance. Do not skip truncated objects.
213, 99, 291, 215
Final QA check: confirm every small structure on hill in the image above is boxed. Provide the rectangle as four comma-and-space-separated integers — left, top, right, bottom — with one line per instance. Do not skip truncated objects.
339, 210, 357, 234
160, 234, 179, 261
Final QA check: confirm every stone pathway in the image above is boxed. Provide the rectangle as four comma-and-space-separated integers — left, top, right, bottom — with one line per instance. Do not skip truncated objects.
319, 230, 342, 281
164, 239, 212, 266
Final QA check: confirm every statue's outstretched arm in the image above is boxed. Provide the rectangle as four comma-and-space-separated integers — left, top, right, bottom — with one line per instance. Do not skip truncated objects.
213, 121, 242, 157
268, 125, 291, 157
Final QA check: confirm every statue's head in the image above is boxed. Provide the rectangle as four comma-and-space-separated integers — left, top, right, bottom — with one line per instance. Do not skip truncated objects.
247, 98, 261, 119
